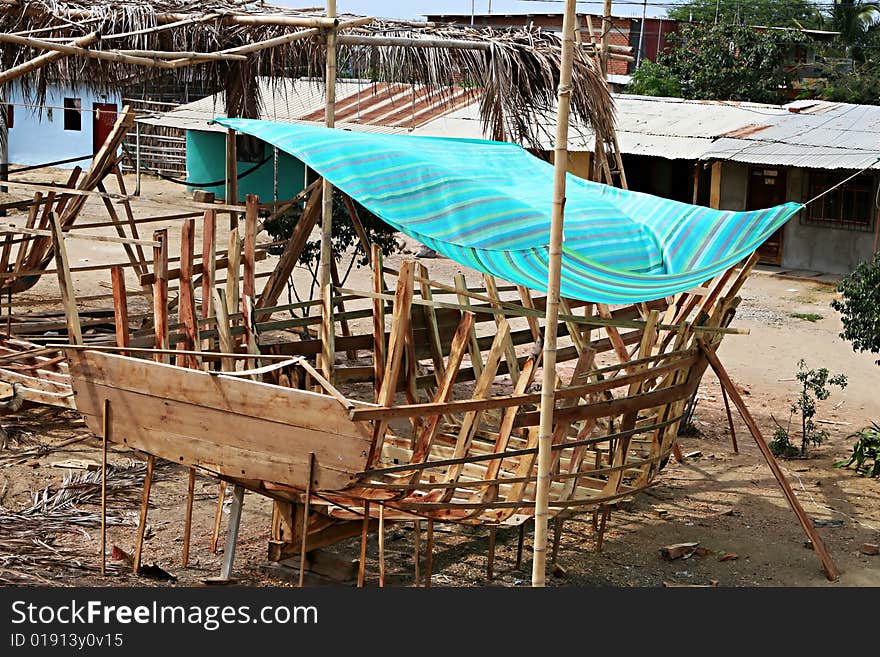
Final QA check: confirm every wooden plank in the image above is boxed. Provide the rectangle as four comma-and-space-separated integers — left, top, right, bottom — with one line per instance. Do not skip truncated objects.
366, 260, 415, 467
484, 275, 520, 384
455, 273, 483, 380
178, 218, 200, 368
419, 263, 445, 386
226, 227, 241, 327
49, 212, 82, 344
255, 186, 320, 322
201, 204, 217, 351
110, 266, 129, 354
409, 311, 475, 464
152, 229, 169, 361
212, 289, 235, 372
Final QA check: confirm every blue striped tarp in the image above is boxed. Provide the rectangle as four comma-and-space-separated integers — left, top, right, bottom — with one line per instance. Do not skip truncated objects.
217, 118, 801, 304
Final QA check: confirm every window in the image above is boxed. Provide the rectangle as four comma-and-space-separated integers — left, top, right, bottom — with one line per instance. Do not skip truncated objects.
63, 97, 81, 131
4, 103, 12, 129
805, 170, 876, 232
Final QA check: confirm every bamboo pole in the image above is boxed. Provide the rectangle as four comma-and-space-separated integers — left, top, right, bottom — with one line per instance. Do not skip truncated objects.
0, 32, 180, 69
0, 32, 99, 85
318, 0, 338, 379
533, 0, 577, 588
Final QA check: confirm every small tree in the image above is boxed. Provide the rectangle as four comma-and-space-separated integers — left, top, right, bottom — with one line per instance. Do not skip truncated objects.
262, 188, 401, 310
660, 23, 806, 104
626, 61, 683, 98
770, 360, 848, 457
830, 252, 880, 364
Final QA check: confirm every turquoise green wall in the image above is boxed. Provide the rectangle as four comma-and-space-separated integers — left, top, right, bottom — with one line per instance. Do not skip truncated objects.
185, 130, 307, 202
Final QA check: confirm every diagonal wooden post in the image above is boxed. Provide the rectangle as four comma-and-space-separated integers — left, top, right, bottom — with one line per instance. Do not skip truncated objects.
700, 342, 839, 581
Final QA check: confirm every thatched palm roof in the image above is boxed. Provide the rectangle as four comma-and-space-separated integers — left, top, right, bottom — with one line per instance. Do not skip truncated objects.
0, 1, 614, 147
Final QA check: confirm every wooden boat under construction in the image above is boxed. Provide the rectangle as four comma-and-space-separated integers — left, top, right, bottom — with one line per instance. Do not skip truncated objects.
63, 256, 745, 528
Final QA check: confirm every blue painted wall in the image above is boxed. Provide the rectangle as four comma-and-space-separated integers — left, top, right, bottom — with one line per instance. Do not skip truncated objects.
186, 130, 307, 203
6, 84, 122, 168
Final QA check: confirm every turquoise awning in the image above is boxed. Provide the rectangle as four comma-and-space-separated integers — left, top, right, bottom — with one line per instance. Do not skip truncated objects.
217, 118, 801, 304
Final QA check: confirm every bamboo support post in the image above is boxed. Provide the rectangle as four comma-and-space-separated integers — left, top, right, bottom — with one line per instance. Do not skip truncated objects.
701, 343, 839, 581
100, 398, 109, 576
533, 0, 577, 588
298, 452, 315, 587
318, 0, 338, 379
133, 454, 155, 574
357, 500, 370, 587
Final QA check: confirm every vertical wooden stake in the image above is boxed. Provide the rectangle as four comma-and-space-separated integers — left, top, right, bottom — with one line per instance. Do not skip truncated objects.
179, 218, 200, 367
516, 522, 525, 570
110, 265, 129, 355
226, 228, 240, 330
100, 398, 109, 576
152, 229, 168, 362
201, 205, 217, 351
424, 519, 434, 588
225, 128, 239, 229
551, 517, 564, 565
298, 452, 315, 587
371, 244, 386, 400
210, 480, 227, 555
487, 527, 496, 581
133, 454, 155, 575
413, 520, 421, 587
182, 468, 195, 568
378, 502, 386, 588
720, 384, 739, 454
357, 500, 370, 588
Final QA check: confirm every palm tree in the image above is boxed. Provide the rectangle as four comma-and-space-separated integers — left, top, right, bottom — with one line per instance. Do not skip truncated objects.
829, 0, 880, 56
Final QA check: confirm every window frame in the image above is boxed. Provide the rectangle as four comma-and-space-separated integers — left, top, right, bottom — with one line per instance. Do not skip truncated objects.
63, 97, 82, 132
803, 169, 876, 232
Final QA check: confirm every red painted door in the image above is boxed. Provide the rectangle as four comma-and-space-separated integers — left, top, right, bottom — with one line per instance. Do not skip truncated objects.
92, 103, 118, 153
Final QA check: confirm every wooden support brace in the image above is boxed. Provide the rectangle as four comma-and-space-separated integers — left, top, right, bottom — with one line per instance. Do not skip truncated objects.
133, 454, 155, 575
701, 343, 839, 581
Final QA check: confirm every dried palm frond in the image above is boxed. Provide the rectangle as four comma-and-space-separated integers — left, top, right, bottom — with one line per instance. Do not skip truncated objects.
0, 1, 614, 148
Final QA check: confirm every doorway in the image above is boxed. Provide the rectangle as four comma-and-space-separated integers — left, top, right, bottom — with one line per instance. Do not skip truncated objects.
747, 167, 788, 265
92, 103, 118, 154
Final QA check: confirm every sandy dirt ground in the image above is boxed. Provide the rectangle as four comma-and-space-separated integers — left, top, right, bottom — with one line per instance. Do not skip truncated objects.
0, 172, 878, 587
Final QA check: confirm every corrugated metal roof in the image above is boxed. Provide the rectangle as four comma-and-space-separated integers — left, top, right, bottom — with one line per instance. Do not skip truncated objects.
143, 84, 880, 171
139, 77, 476, 135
